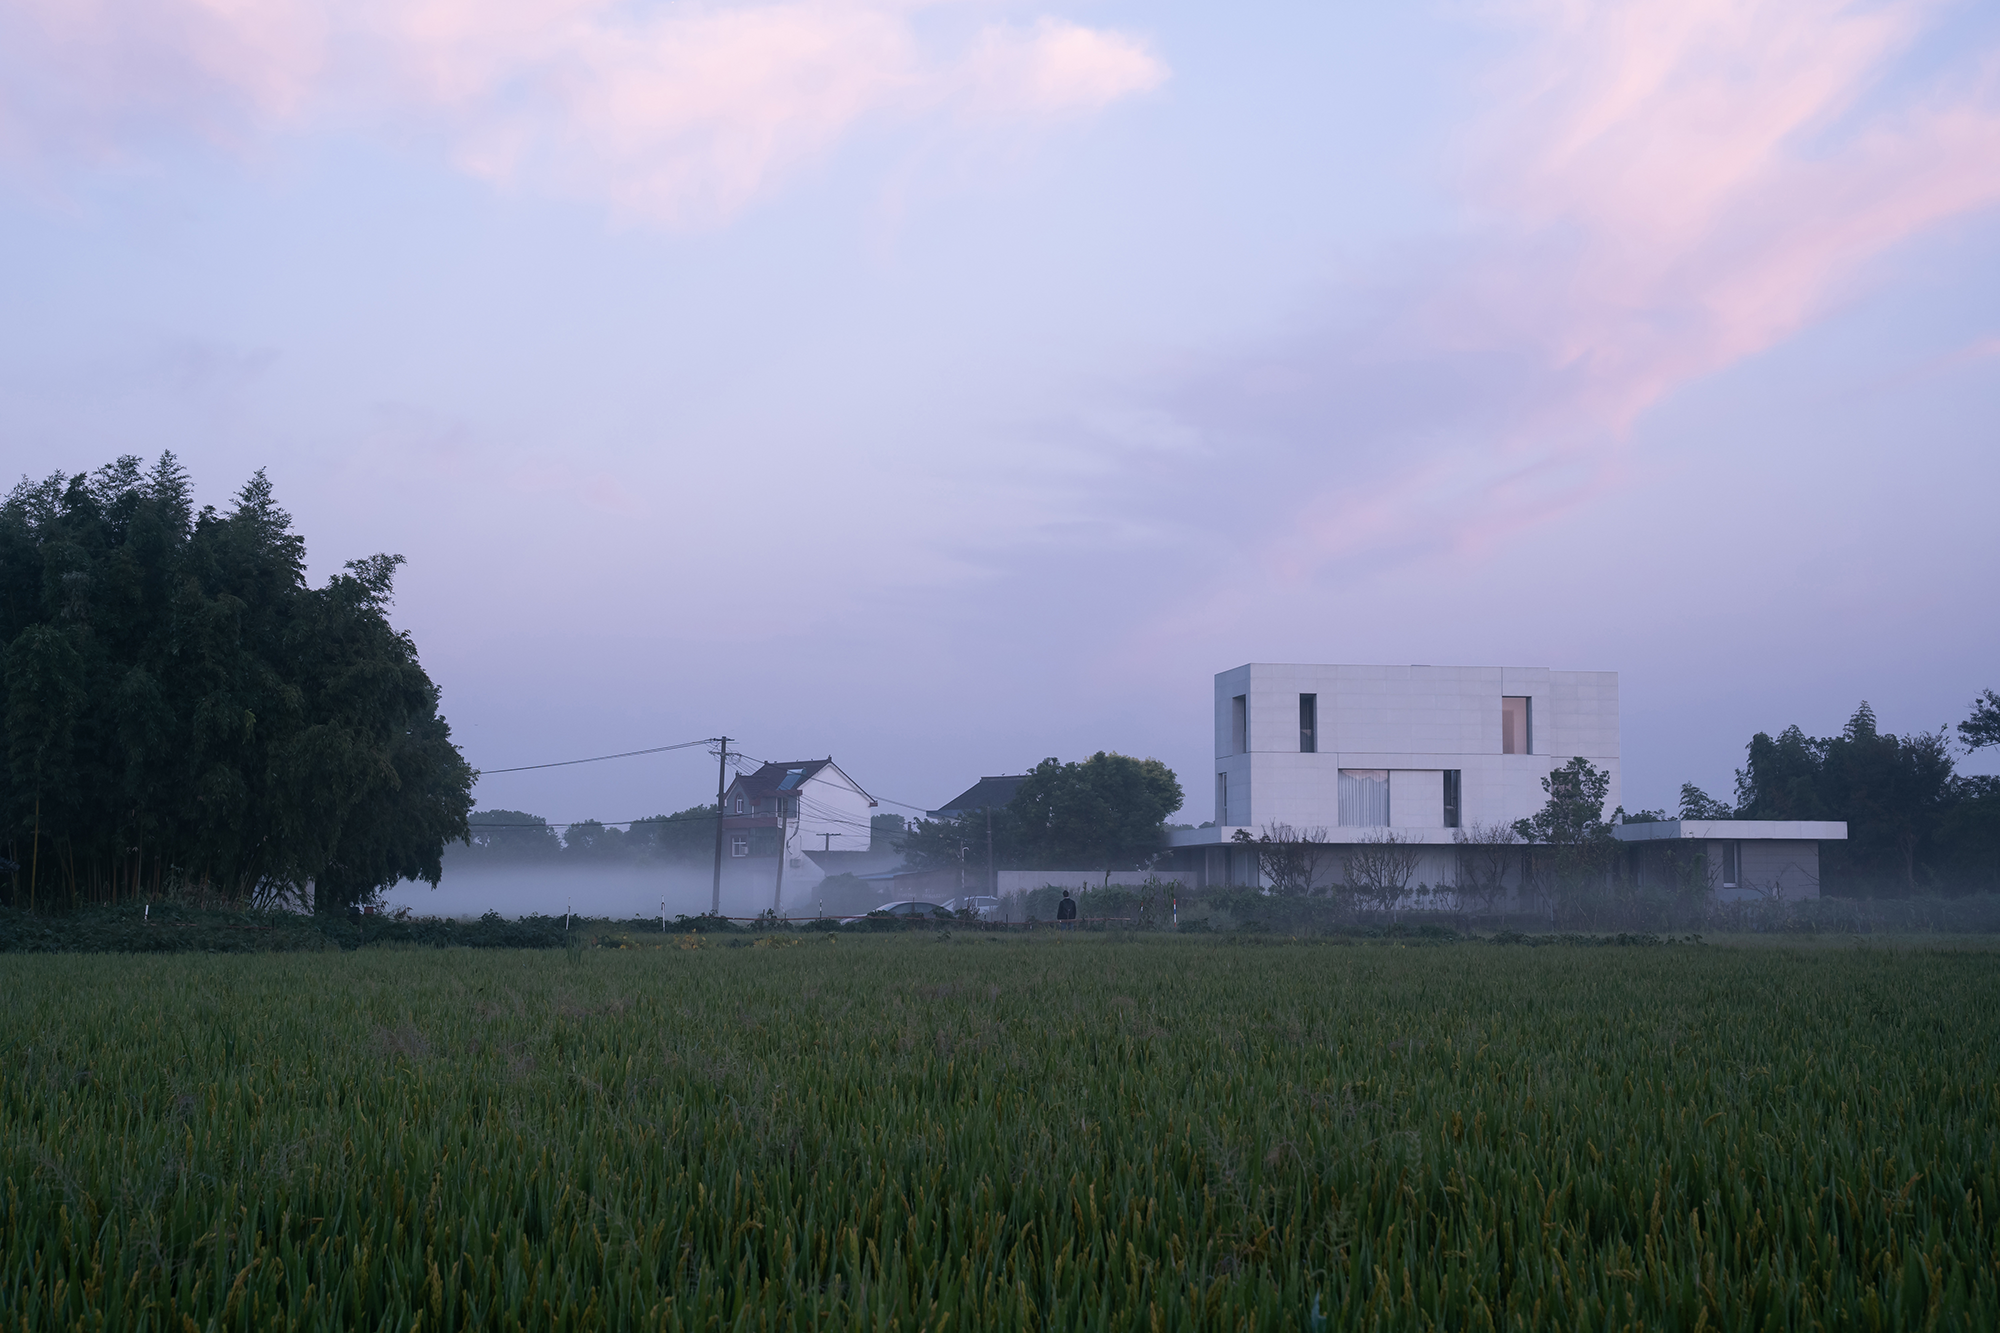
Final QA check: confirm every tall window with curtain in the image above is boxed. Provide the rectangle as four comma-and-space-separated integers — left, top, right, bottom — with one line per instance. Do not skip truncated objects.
1338, 769, 1390, 826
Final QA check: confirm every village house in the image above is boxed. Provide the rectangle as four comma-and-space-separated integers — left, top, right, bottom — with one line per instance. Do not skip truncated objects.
720, 758, 876, 909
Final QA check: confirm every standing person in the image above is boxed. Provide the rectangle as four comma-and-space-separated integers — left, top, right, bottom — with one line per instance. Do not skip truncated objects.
1056, 889, 1078, 932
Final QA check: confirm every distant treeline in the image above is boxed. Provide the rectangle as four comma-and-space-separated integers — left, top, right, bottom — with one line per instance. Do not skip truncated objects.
1662, 698, 2000, 896
452, 806, 724, 866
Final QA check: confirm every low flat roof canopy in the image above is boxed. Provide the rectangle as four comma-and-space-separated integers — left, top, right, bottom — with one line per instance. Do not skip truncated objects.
1612, 819, 1847, 842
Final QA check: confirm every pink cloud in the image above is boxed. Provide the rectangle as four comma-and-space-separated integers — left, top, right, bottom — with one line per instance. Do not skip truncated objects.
0, 0, 1167, 221
1246, 0, 2000, 590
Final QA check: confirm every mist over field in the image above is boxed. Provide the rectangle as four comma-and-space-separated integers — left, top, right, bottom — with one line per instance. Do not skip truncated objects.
380, 864, 831, 922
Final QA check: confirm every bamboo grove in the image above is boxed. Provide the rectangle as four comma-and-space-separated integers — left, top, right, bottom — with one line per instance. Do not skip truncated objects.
0, 454, 473, 910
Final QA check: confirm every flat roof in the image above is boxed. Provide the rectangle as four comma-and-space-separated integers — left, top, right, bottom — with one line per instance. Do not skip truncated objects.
1612, 819, 1847, 842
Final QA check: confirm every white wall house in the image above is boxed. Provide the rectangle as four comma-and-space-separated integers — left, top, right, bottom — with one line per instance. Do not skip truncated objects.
721, 758, 877, 911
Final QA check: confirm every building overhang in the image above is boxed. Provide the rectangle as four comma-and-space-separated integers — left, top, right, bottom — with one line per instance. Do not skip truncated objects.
1612, 819, 1847, 842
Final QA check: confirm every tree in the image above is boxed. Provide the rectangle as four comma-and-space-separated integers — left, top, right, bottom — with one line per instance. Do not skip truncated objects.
896, 813, 994, 873
1513, 757, 1613, 847
1451, 821, 1518, 914
561, 820, 624, 861
1341, 829, 1423, 913
1678, 783, 1734, 820
0, 455, 473, 909
630, 805, 723, 863
1733, 725, 1828, 821
1511, 757, 1616, 922
1005, 752, 1182, 879
1962, 689, 2000, 751
1230, 823, 1331, 896
1736, 702, 1958, 893
464, 810, 562, 861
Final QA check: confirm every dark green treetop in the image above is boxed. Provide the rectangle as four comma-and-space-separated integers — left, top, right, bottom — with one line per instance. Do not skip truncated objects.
0, 455, 474, 909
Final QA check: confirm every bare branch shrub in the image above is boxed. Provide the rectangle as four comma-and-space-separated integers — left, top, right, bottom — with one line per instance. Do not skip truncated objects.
1451, 822, 1518, 915
1341, 829, 1423, 913
1232, 824, 1333, 896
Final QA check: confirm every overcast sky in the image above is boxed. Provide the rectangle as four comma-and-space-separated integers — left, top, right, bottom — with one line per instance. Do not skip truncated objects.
4, 0, 1998, 831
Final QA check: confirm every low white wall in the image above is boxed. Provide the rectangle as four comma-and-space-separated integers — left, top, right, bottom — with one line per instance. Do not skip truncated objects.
995, 871, 1160, 894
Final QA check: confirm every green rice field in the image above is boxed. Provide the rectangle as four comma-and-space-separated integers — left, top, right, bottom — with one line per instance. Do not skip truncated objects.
2, 934, 1996, 1330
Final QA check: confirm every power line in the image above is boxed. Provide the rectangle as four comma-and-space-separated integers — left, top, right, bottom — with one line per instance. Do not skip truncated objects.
479, 737, 717, 775
470, 809, 720, 830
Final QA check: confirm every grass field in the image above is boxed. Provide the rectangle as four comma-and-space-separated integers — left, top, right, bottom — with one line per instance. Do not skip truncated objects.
2, 934, 1995, 1330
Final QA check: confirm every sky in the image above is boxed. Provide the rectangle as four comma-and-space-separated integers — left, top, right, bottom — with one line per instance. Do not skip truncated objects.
3, 0, 1998, 838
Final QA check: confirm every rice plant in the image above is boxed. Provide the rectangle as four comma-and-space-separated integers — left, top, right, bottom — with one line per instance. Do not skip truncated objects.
1, 935, 1994, 1329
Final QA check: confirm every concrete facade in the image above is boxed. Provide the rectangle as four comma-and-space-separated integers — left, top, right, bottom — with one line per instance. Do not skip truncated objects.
1205, 662, 1620, 841
1613, 819, 1845, 901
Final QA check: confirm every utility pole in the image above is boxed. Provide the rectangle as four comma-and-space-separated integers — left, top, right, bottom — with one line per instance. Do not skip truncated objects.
710, 737, 730, 917
772, 800, 788, 916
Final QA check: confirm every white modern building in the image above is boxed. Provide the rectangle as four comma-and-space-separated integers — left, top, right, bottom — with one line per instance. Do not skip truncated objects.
1207, 662, 1618, 833
1162, 662, 1840, 898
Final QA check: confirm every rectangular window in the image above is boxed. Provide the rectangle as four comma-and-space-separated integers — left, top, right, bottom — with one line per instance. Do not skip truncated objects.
730, 835, 749, 858
1338, 769, 1390, 826
1216, 772, 1229, 825
734, 796, 745, 814
1231, 695, 1247, 754
1720, 841, 1739, 888
1299, 694, 1317, 753
1443, 770, 1462, 828
1502, 696, 1532, 754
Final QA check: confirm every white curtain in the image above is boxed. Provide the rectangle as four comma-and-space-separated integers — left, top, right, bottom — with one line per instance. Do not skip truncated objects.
1339, 769, 1390, 826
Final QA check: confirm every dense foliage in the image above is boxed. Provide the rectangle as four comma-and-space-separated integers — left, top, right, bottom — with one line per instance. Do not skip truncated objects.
901, 751, 1183, 875
2, 938, 1995, 1328
0, 455, 473, 910
1728, 700, 2000, 894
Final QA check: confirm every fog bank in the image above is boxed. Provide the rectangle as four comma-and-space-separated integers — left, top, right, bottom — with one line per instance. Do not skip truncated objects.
380, 865, 835, 921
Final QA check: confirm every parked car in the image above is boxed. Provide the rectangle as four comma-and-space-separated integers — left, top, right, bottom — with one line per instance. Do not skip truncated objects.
838, 900, 953, 925
944, 895, 1002, 920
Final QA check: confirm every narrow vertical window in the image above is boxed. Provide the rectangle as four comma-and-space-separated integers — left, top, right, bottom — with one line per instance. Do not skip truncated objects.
1231, 695, 1248, 754
1443, 770, 1461, 828
1216, 773, 1229, 825
1299, 694, 1317, 753
1721, 841, 1739, 888
1501, 696, 1532, 754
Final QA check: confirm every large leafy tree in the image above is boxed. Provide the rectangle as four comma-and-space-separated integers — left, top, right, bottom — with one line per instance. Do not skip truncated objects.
1512, 757, 1617, 921
1735, 702, 1959, 893
898, 753, 1183, 878
0, 455, 473, 909
1006, 752, 1183, 877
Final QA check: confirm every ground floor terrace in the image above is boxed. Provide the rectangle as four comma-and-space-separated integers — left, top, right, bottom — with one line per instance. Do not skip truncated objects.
1161, 818, 1845, 905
